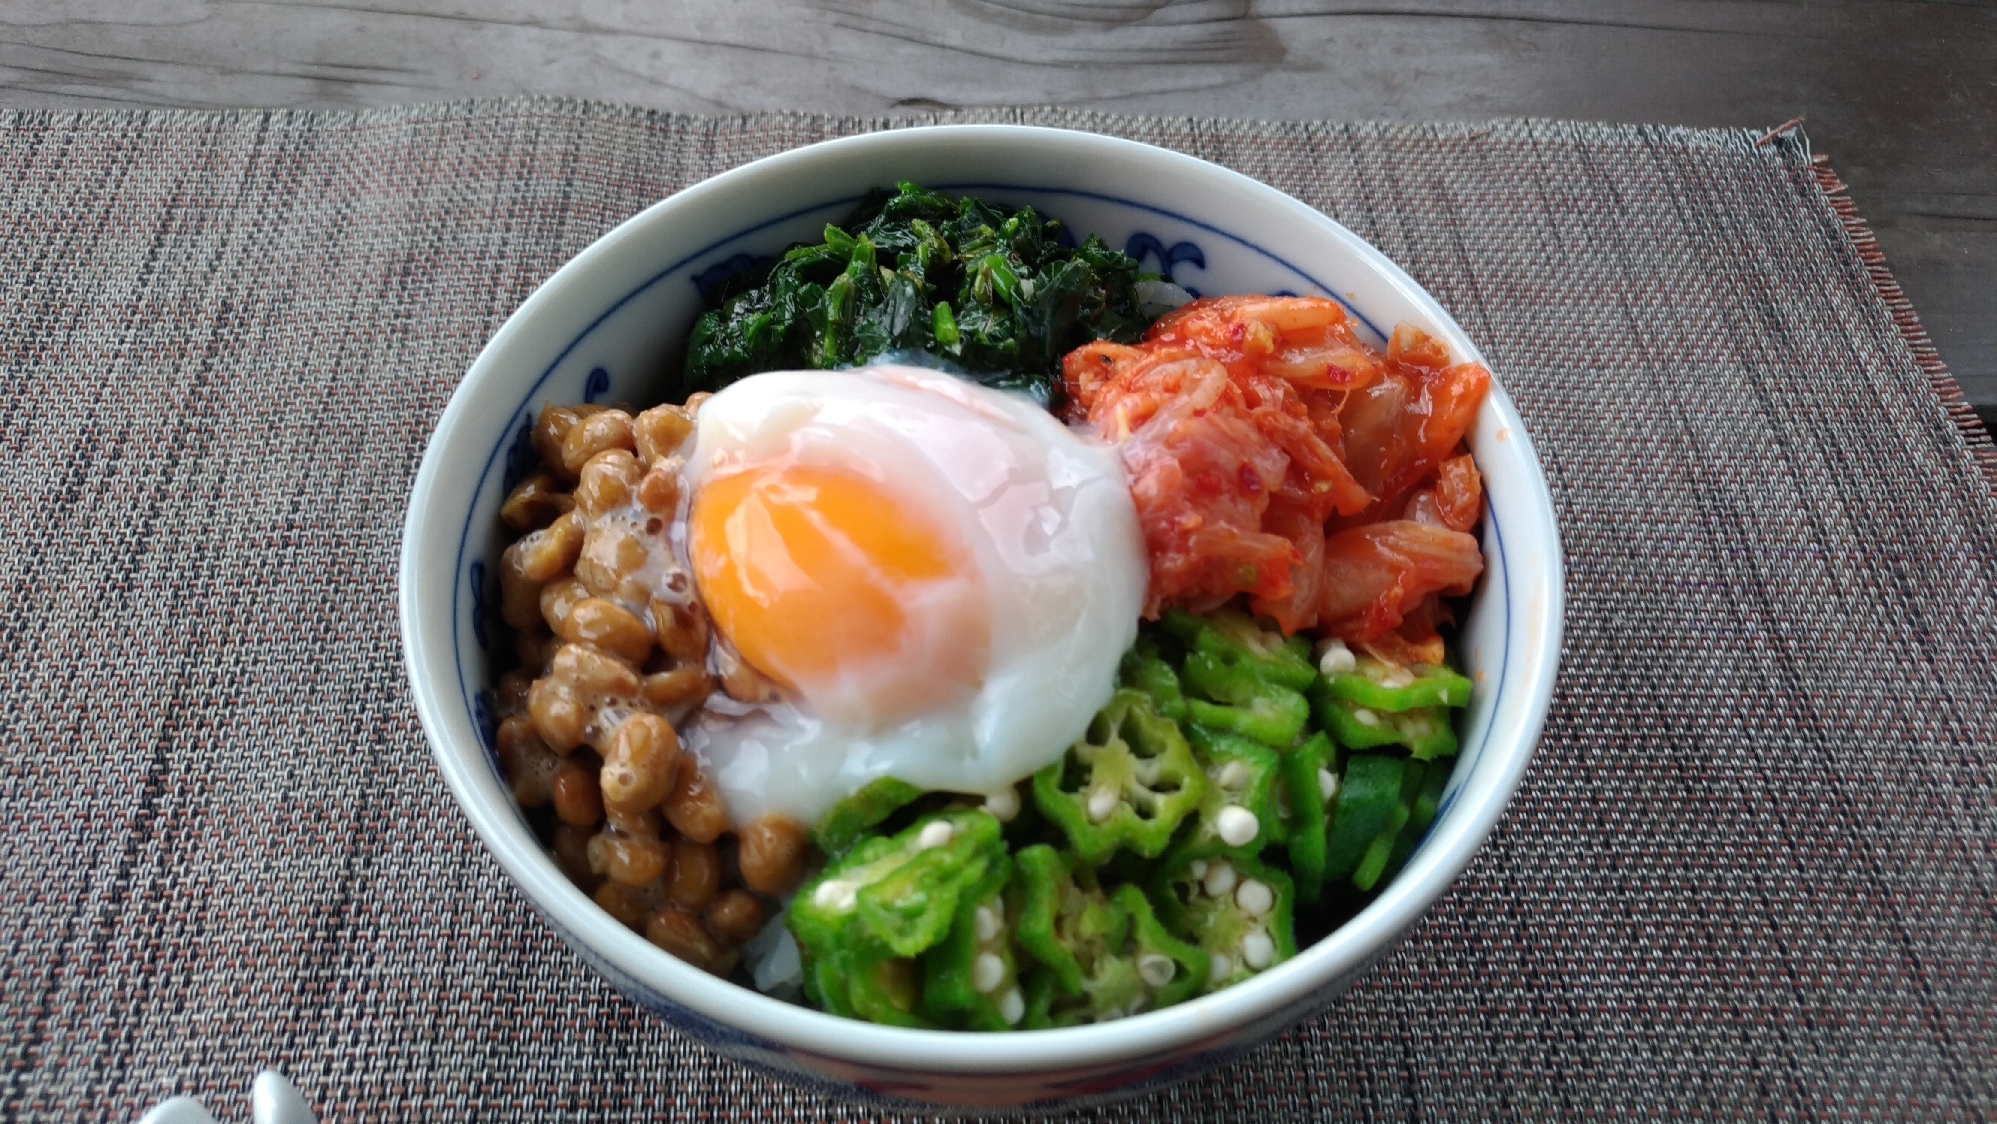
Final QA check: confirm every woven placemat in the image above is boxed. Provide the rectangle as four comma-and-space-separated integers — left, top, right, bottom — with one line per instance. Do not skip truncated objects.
1, 100, 1992, 1123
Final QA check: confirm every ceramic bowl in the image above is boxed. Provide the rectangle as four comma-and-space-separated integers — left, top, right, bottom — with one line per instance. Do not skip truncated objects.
398, 125, 1564, 1112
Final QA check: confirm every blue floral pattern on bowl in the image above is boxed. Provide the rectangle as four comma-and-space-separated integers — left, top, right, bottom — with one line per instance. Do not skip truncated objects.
1124, 232, 1207, 296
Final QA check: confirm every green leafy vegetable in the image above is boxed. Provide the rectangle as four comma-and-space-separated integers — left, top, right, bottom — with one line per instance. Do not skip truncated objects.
683, 182, 1153, 408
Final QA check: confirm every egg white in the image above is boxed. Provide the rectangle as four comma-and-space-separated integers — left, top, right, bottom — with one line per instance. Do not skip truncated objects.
680, 365, 1147, 828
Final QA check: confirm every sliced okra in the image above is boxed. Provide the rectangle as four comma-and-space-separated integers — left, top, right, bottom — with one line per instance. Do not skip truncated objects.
799, 934, 931, 1028
1172, 726, 1287, 863
1318, 652, 1472, 713
1382, 756, 1451, 883
1151, 852, 1297, 993
813, 775, 925, 857
1310, 681, 1460, 760
1032, 690, 1208, 864
920, 856, 1026, 1031
1014, 844, 1127, 998
1321, 754, 1405, 887
1160, 608, 1318, 691
1119, 635, 1188, 721
1182, 660, 1311, 748
1281, 732, 1337, 902
789, 807, 1005, 962
1017, 846, 1206, 1026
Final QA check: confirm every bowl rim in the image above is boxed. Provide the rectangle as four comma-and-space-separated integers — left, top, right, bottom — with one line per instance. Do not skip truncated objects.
398, 123, 1565, 1075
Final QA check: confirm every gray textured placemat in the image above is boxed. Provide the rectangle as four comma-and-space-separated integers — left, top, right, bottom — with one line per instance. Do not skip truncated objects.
1, 100, 1992, 1123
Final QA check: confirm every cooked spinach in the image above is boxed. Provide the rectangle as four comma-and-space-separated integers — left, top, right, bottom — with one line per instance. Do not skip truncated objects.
682, 182, 1154, 408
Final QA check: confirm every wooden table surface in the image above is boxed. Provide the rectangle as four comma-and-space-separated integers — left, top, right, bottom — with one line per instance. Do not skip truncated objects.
5, 0, 1992, 427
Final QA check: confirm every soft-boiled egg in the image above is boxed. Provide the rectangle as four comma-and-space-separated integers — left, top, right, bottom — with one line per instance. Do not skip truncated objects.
681, 364, 1146, 828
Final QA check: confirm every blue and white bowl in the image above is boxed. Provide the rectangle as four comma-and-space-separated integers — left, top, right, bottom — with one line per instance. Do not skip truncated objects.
398, 125, 1564, 1112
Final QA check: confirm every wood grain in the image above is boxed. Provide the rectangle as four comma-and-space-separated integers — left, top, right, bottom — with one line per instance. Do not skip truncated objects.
3, 0, 1992, 421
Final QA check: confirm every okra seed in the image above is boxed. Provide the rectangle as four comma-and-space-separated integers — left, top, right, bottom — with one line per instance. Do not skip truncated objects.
1317, 767, 1339, 803
1241, 930, 1275, 970
998, 986, 1025, 1026
917, 820, 955, 850
973, 952, 1006, 994
1210, 951, 1234, 981
1202, 860, 1238, 898
1236, 879, 1274, 917
1137, 953, 1177, 988
1317, 639, 1356, 676
983, 787, 1021, 822
974, 905, 1002, 943
1217, 761, 1248, 789
1086, 787, 1118, 823
1189, 859, 1209, 880
1380, 668, 1415, 689
812, 878, 857, 912
1352, 707, 1381, 727
1216, 805, 1259, 848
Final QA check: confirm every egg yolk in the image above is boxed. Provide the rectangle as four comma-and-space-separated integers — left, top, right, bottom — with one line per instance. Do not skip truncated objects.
689, 462, 992, 727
